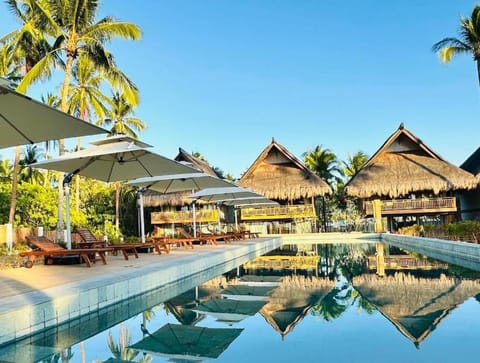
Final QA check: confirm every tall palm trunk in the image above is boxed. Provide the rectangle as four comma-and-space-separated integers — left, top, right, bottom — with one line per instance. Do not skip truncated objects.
115, 182, 121, 230
75, 137, 81, 211
8, 146, 21, 224
56, 54, 74, 241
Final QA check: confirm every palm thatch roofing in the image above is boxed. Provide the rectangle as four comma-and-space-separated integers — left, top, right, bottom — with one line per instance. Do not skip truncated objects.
352, 272, 480, 347
259, 275, 336, 339
238, 138, 332, 201
344, 123, 478, 198
142, 148, 217, 207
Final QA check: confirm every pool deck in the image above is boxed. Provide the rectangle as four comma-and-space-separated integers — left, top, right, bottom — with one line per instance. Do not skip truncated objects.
0, 237, 283, 346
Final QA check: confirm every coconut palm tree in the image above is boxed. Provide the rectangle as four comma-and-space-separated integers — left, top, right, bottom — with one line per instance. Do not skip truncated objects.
303, 145, 342, 187
342, 151, 369, 180
19, 145, 45, 184
1, 0, 55, 226
97, 91, 146, 230
98, 92, 145, 138
67, 54, 114, 210
303, 145, 342, 231
0, 159, 13, 182
15, 0, 141, 240
432, 5, 480, 86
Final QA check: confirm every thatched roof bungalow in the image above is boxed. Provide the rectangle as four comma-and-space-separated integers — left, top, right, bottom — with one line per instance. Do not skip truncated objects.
143, 148, 217, 207
238, 138, 331, 201
344, 123, 478, 199
459, 147, 480, 220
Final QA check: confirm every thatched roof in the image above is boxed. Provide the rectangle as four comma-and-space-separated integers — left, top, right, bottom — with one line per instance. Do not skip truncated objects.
353, 272, 480, 346
142, 148, 217, 207
238, 138, 332, 200
260, 275, 336, 338
175, 147, 217, 176
344, 123, 479, 198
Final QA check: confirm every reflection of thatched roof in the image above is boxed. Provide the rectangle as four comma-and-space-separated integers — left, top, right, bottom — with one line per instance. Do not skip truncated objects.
344, 123, 478, 198
260, 276, 336, 338
164, 283, 223, 325
238, 138, 331, 200
143, 148, 216, 207
352, 273, 480, 346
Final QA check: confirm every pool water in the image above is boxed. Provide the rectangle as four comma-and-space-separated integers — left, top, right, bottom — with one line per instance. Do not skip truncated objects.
2, 242, 480, 363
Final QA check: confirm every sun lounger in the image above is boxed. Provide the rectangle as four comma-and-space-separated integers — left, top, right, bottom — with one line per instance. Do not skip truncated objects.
176, 227, 232, 245
153, 236, 196, 250
76, 227, 169, 258
20, 236, 114, 268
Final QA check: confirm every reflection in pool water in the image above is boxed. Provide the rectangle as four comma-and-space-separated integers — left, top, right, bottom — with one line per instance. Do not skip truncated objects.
2, 242, 480, 362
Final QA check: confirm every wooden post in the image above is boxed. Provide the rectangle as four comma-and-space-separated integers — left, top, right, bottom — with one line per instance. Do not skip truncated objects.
372, 199, 383, 233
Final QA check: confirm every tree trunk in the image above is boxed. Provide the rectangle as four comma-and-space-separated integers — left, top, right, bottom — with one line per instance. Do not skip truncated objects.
75, 137, 81, 211
56, 55, 74, 241
8, 146, 21, 224
115, 182, 121, 230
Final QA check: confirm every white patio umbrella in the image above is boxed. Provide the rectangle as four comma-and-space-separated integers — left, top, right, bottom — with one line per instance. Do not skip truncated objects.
189, 187, 266, 232
31, 135, 198, 247
127, 173, 235, 237
0, 79, 106, 148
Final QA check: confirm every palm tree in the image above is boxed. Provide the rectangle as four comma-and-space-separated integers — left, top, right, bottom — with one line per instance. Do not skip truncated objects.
0, 159, 13, 182
97, 91, 146, 230
98, 92, 146, 138
303, 145, 342, 232
19, 145, 45, 184
67, 54, 114, 211
303, 145, 342, 187
107, 325, 152, 363
342, 151, 369, 180
432, 5, 480, 86
1, 0, 54, 227
15, 0, 141, 240
0, 43, 21, 84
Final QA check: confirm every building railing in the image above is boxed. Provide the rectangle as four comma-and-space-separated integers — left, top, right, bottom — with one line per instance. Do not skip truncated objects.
364, 197, 456, 215
240, 204, 316, 220
151, 209, 219, 225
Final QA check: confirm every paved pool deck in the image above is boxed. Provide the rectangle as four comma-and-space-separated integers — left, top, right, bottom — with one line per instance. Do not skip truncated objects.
0, 237, 284, 346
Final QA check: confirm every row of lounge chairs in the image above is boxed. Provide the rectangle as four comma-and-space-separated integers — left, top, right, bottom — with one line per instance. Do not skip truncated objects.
19, 226, 260, 268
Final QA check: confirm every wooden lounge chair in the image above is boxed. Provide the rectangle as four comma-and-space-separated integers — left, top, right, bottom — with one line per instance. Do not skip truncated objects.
20, 236, 114, 268
176, 227, 231, 245
76, 227, 169, 258
151, 236, 195, 250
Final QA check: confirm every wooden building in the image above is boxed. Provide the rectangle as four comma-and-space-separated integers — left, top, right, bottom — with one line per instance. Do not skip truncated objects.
144, 148, 220, 233
459, 147, 480, 220
238, 138, 331, 233
344, 123, 478, 231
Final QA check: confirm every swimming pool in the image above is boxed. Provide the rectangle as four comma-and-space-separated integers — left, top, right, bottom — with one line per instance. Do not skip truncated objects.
1, 241, 479, 362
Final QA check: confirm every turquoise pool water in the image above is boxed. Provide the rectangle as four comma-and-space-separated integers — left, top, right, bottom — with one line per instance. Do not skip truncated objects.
2, 242, 480, 363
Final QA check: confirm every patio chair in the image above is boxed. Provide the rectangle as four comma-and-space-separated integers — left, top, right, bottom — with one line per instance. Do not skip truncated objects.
151, 236, 195, 250
76, 227, 168, 258
20, 236, 114, 268
176, 226, 231, 245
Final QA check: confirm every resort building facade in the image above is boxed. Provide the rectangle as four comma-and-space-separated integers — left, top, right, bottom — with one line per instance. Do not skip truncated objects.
344, 123, 478, 232
238, 138, 331, 234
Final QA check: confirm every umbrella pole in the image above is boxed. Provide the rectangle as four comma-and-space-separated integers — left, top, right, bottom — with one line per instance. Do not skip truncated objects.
138, 188, 146, 243
192, 194, 197, 238
234, 207, 238, 230
63, 173, 76, 249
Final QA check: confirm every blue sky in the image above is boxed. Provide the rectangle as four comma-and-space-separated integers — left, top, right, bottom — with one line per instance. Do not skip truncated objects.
1, 1, 479, 178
